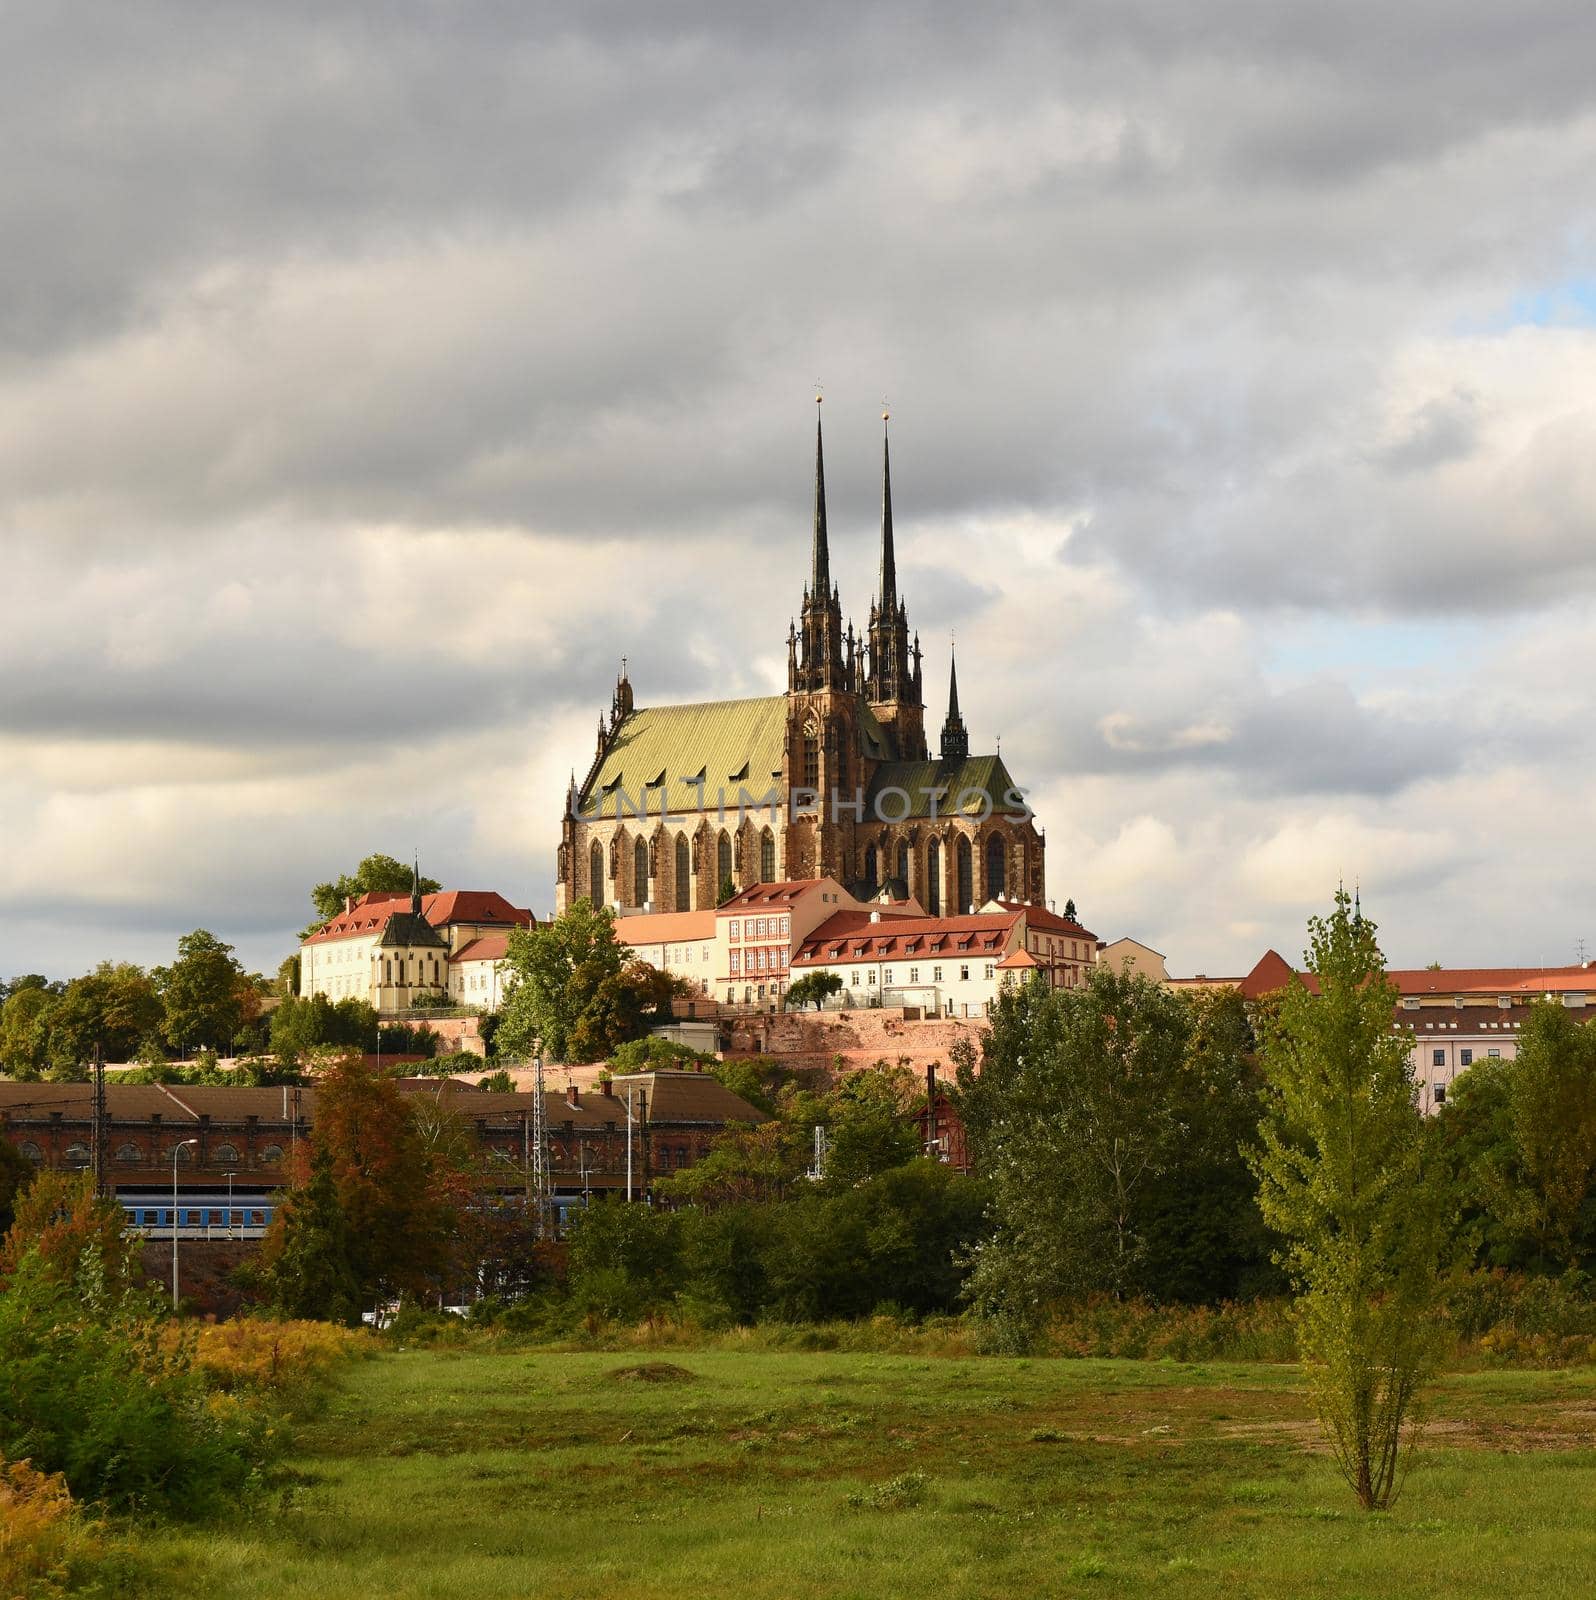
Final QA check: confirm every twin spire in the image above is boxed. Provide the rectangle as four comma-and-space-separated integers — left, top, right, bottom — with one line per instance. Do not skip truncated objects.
801, 400, 953, 761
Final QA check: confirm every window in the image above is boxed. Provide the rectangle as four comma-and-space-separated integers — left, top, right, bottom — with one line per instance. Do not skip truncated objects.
1433, 1083, 1446, 1104
675, 834, 692, 912
18, 1142, 42, 1164
728, 920, 740, 940
802, 733, 820, 790
1488, 1048, 1501, 1059
760, 828, 776, 881
213, 1143, 240, 1165
779, 915, 790, 936
730, 950, 742, 975
114, 1143, 143, 1164
63, 1143, 90, 1167
960, 964, 970, 981
909, 967, 919, 984
633, 836, 649, 907
933, 966, 943, 983
1402, 997, 1419, 1010
590, 840, 605, 903
984, 963, 995, 979
258, 1146, 284, 1165
165, 1144, 194, 1165
1432, 1049, 1445, 1067
1459, 1049, 1473, 1067
717, 831, 733, 889
956, 835, 973, 915
986, 834, 1006, 899
926, 843, 941, 916
864, 844, 879, 893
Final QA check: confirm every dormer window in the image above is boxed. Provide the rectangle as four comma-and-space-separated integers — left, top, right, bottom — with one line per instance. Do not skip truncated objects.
1402, 997, 1419, 1011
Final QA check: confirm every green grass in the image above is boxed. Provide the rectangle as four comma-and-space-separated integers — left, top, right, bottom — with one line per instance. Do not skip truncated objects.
131, 1350, 1596, 1599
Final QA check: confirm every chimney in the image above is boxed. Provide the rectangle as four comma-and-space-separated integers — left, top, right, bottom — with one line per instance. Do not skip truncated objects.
869, 910, 882, 923
566, 1083, 581, 1109
345, 894, 354, 913
600, 1077, 614, 1097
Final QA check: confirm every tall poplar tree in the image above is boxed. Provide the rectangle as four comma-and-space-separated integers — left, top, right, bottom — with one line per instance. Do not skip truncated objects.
1250, 891, 1448, 1511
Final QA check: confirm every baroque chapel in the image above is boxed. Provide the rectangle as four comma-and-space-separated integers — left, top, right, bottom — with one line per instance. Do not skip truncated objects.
554, 406, 1046, 916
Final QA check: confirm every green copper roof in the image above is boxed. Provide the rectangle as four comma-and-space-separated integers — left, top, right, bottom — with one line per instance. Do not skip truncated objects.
581, 695, 790, 818
865, 753, 1025, 819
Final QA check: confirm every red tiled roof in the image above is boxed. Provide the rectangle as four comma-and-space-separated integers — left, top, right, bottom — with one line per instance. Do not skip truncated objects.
718, 880, 827, 910
990, 899, 1098, 942
452, 934, 511, 965
1235, 950, 1596, 1001
612, 910, 717, 945
793, 909, 1020, 966
303, 889, 534, 945
996, 949, 1039, 969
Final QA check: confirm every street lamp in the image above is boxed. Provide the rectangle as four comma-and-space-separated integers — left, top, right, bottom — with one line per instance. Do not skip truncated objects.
224, 1171, 237, 1237
171, 1139, 198, 1310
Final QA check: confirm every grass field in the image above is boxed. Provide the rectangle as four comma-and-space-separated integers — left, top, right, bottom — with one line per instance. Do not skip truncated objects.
134, 1349, 1596, 1599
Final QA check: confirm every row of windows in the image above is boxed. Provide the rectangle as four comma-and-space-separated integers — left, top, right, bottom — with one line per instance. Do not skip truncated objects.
729, 947, 790, 975
727, 916, 791, 941
1431, 1047, 1501, 1068
21, 1141, 284, 1168
592, 830, 780, 912
807, 963, 996, 987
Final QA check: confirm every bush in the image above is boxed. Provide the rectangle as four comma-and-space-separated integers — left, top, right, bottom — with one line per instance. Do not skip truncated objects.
175, 1318, 372, 1400
0, 1251, 264, 1514
0, 1456, 101, 1600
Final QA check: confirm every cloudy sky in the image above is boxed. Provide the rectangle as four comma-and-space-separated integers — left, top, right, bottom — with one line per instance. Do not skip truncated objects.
5, 1, 1596, 982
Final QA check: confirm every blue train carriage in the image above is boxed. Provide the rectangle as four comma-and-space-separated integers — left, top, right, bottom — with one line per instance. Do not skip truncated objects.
118, 1192, 277, 1237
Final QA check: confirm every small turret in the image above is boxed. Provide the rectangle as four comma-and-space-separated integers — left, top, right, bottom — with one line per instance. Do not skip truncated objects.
939, 644, 969, 762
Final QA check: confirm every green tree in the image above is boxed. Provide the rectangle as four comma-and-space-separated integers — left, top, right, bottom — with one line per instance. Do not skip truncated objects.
1472, 1002, 1596, 1272
0, 985, 54, 1077
717, 875, 737, 906
155, 929, 246, 1055
957, 966, 1188, 1338
822, 1064, 919, 1187
260, 1143, 361, 1324
41, 963, 164, 1074
1250, 891, 1448, 1512
305, 853, 440, 933
0, 1139, 34, 1237
783, 972, 843, 1011
497, 900, 676, 1063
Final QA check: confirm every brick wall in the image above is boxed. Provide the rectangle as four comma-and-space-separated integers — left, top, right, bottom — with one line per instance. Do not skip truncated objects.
725, 1006, 985, 1077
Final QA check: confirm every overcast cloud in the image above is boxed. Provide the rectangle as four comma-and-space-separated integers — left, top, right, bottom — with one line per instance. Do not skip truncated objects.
4, 1, 1596, 980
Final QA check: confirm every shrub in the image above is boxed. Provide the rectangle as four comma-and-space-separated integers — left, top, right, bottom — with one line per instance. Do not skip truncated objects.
176, 1318, 372, 1399
0, 1251, 264, 1514
0, 1456, 100, 1600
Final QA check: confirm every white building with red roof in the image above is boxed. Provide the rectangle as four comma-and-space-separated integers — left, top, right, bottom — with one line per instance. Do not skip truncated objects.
1233, 949, 1596, 1112
792, 901, 1097, 1018
299, 882, 534, 1012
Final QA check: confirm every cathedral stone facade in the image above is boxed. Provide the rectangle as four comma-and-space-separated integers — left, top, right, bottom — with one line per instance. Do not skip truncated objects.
555, 408, 1046, 917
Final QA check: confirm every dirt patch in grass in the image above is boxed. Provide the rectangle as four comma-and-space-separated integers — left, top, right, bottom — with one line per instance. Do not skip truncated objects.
608, 1362, 699, 1384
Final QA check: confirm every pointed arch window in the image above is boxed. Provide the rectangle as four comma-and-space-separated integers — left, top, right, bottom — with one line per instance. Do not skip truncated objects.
717, 831, 733, 892
590, 841, 605, 906
675, 835, 692, 912
760, 828, 776, 882
896, 841, 910, 887
634, 837, 649, 907
956, 836, 974, 915
864, 845, 879, 894
986, 834, 1006, 900
926, 842, 941, 917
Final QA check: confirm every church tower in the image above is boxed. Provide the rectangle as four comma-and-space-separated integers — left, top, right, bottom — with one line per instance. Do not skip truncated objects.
864, 412, 927, 759
939, 645, 969, 762
784, 397, 863, 882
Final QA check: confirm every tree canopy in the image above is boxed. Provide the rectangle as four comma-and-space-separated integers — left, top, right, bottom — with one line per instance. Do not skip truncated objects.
305, 853, 440, 933
496, 899, 680, 1063
154, 929, 247, 1054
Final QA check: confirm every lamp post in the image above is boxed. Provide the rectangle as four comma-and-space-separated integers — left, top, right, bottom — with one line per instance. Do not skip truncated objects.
225, 1171, 236, 1236
171, 1139, 198, 1310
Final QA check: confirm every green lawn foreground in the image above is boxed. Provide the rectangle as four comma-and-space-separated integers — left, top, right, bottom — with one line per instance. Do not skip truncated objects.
137, 1350, 1596, 1600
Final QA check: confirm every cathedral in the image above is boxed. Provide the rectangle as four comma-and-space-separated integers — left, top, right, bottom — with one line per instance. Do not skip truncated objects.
555, 405, 1046, 916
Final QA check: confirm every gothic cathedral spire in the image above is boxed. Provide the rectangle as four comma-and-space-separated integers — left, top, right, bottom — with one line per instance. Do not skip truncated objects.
795, 396, 846, 693
939, 644, 969, 762
865, 408, 926, 758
